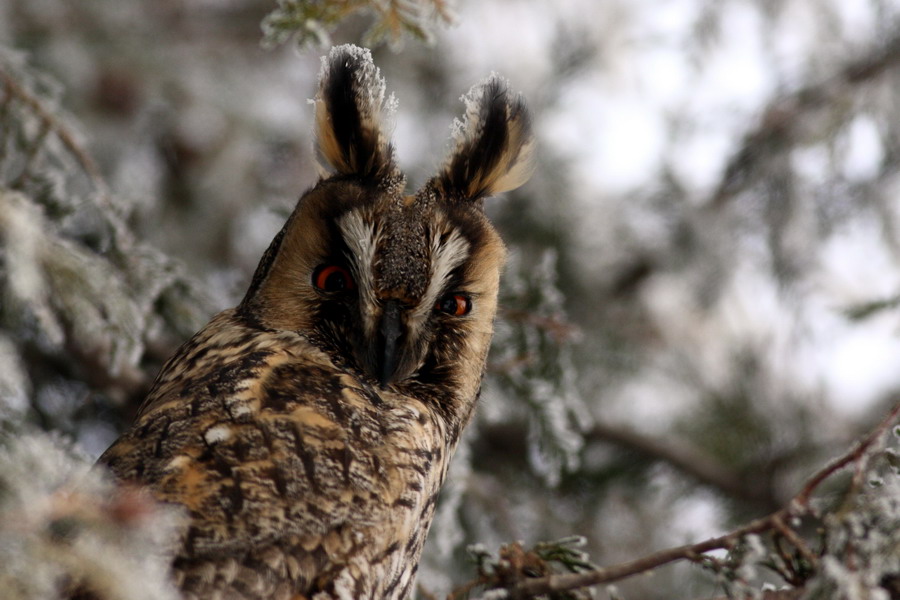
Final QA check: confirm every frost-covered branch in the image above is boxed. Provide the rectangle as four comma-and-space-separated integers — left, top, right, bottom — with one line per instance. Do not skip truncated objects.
456, 401, 900, 599
0, 433, 183, 600
0, 66, 109, 202
0, 50, 211, 429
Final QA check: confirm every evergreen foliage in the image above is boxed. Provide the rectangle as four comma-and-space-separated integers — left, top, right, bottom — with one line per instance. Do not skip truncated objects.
2, 1, 900, 598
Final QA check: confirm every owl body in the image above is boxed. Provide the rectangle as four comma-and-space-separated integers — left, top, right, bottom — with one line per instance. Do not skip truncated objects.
99, 45, 534, 599
103, 309, 449, 599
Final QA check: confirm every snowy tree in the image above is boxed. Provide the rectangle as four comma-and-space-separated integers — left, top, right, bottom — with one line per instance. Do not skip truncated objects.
2, 1, 900, 598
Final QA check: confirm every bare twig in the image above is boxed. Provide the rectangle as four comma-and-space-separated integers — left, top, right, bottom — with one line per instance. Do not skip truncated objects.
792, 402, 900, 510
485, 401, 900, 599
770, 513, 817, 570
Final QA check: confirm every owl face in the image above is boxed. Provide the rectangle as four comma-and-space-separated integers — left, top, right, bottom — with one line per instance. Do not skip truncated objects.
239, 46, 534, 409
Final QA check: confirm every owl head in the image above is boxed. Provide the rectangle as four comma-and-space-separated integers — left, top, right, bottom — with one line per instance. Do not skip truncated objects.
239, 45, 534, 417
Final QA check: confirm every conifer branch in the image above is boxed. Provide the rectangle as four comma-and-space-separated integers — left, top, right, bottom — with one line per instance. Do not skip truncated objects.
463, 401, 900, 599
0, 67, 109, 200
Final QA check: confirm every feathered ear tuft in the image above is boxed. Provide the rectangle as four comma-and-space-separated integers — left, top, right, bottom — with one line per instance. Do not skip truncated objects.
315, 45, 398, 181
433, 75, 536, 202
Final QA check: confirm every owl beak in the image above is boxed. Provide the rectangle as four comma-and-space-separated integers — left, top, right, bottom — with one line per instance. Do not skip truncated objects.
376, 299, 404, 387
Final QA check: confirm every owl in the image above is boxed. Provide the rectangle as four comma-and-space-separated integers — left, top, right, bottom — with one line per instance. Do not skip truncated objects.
98, 45, 535, 600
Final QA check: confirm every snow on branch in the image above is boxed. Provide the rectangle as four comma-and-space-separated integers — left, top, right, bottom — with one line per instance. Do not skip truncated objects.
0, 50, 211, 417
448, 401, 900, 599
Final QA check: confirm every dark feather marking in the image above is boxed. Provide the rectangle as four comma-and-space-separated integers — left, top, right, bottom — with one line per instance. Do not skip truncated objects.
444, 81, 509, 199
229, 471, 244, 513
233, 437, 251, 462
261, 385, 292, 412
326, 53, 365, 170
241, 555, 280, 581
189, 395, 203, 417
354, 571, 366, 598
182, 527, 201, 557
402, 565, 419, 597
325, 50, 384, 180
231, 576, 260, 597
183, 343, 212, 371
393, 497, 416, 509
325, 389, 347, 423
340, 445, 353, 483
255, 422, 275, 452
268, 465, 289, 497
291, 430, 321, 494
383, 573, 402, 597
358, 385, 384, 408
153, 418, 171, 458
405, 461, 430, 477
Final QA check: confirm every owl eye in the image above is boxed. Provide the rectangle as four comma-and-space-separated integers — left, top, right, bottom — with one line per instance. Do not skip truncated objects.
313, 265, 355, 292
435, 293, 472, 316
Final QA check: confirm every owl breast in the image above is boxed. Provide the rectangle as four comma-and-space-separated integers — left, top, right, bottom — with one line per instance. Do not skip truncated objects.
103, 310, 448, 599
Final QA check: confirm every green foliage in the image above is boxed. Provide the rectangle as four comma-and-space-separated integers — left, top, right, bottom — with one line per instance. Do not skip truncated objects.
261, 0, 454, 50
843, 295, 900, 321
461, 537, 596, 599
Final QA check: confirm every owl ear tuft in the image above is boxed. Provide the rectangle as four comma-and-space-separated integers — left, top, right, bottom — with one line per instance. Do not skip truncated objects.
434, 76, 536, 202
315, 45, 398, 181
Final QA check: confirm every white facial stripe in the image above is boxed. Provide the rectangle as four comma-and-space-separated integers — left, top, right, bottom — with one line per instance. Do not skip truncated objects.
412, 228, 470, 323
338, 211, 471, 341
338, 210, 380, 334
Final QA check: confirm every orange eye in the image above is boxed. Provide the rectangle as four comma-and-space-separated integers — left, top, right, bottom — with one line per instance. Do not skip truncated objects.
313, 265, 355, 292
435, 294, 471, 316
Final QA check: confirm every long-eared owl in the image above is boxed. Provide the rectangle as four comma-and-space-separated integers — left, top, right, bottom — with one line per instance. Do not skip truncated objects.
99, 45, 535, 600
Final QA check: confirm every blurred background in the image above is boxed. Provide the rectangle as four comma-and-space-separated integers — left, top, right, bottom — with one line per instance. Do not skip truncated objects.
3, 0, 900, 598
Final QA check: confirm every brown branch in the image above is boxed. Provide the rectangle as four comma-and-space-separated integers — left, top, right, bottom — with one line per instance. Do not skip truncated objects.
586, 421, 782, 510
492, 401, 900, 599
770, 513, 817, 569
792, 401, 900, 510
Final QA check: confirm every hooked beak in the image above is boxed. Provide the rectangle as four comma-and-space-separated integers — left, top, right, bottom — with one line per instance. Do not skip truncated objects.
376, 299, 403, 387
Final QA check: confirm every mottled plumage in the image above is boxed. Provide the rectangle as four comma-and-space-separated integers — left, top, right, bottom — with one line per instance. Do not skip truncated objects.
99, 45, 535, 600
